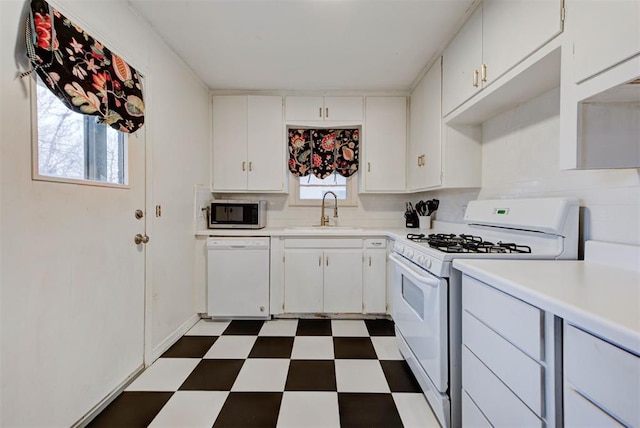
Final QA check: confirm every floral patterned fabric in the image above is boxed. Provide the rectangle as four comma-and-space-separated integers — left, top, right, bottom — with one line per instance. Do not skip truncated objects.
24, 0, 145, 133
288, 128, 359, 178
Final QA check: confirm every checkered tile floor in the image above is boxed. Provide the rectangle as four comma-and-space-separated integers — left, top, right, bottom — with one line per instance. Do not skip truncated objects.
88, 319, 440, 427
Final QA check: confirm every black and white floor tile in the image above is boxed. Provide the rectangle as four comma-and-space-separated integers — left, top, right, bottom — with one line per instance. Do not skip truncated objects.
88, 319, 440, 427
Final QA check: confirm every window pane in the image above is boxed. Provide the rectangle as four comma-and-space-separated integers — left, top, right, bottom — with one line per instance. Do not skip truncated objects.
36, 77, 126, 185
299, 172, 347, 200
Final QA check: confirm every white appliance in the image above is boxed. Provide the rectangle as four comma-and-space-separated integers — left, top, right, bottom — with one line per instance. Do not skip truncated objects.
391, 197, 579, 428
207, 237, 270, 318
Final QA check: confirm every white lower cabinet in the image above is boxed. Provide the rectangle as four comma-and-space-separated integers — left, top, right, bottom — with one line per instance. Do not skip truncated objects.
564, 323, 640, 427
461, 274, 555, 427
283, 249, 324, 313
363, 238, 387, 313
281, 238, 386, 315
323, 250, 363, 313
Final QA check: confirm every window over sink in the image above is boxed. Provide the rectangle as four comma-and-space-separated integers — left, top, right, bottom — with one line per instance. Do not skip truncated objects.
289, 172, 357, 206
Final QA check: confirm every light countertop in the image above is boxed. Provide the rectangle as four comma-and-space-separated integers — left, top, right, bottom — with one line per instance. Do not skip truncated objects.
453, 258, 640, 355
196, 227, 415, 240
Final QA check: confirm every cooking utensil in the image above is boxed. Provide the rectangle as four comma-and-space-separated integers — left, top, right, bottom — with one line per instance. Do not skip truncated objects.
426, 199, 440, 216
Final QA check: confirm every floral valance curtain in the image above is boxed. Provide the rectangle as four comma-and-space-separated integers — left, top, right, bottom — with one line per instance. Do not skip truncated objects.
23, 0, 145, 133
288, 128, 359, 178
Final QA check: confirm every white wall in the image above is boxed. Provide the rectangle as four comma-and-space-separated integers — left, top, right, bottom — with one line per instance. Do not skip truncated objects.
478, 87, 639, 246
0, 0, 209, 425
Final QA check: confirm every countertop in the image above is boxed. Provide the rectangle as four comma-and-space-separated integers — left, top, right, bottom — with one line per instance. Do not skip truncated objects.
452, 258, 640, 355
196, 227, 417, 240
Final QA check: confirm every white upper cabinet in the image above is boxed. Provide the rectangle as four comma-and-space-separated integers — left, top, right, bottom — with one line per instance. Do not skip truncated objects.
362, 96, 407, 192
482, 0, 563, 86
568, 0, 640, 84
408, 61, 442, 191
285, 96, 363, 122
559, 0, 640, 169
212, 96, 248, 191
443, 0, 563, 116
212, 95, 285, 192
442, 8, 483, 115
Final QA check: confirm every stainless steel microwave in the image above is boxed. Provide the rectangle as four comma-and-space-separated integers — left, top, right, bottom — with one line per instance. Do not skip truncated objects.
208, 200, 266, 229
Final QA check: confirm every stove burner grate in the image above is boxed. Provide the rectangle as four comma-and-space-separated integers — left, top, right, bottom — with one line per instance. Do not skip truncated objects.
406, 233, 532, 254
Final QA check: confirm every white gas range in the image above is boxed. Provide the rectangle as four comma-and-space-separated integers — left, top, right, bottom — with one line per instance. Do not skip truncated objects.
390, 198, 579, 428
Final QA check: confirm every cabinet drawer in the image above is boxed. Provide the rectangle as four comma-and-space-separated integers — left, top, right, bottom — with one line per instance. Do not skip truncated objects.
284, 238, 363, 249
564, 386, 624, 428
364, 238, 386, 249
564, 324, 640, 427
462, 346, 542, 427
462, 275, 543, 359
462, 391, 491, 428
463, 310, 544, 416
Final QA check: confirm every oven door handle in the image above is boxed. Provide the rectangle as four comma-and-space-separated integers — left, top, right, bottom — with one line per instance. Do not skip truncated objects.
389, 253, 440, 288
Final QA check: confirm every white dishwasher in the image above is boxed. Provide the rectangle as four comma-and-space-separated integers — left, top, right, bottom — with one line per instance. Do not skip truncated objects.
207, 237, 270, 318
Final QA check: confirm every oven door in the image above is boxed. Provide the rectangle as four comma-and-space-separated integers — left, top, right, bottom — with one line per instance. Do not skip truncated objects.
390, 253, 449, 392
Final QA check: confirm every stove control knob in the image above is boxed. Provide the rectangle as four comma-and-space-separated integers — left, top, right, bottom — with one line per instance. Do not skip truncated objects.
405, 249, 414, 258
423, 257, 432, 269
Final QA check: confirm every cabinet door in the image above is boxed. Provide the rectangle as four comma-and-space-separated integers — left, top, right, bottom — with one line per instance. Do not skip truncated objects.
482, 0, 563, 86
212, 96, 248, 191
363, 97, 407, 192
442, 8, 482, 115
323, 250, 363, 313
284, 249, 324, 313
569, 0, 640, 84
247, 96, 285, 191
324, 96, 363, 121
363, 250, 386, 313
408, 71, 427, 191
285, 96, 324, 121
421, 62, 443, 189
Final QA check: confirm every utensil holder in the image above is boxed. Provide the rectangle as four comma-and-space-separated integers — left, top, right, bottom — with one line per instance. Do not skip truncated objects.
419, 215, 432, 230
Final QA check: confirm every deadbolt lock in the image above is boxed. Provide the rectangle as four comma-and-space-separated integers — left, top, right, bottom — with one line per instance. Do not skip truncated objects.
135, 209, 144, 220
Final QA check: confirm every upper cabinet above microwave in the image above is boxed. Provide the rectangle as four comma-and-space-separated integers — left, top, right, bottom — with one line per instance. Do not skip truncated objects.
443, 0, 564, 117
285, 96, 363, 123
212, 95, 286, 192
559, 0, 640, 169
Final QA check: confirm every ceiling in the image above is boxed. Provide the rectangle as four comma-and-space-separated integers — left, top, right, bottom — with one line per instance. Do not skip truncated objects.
127, 0, 476, 92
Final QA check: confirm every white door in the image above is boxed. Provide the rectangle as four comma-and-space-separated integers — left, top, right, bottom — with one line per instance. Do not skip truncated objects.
568, 0, 640, 83
324, 250, 363, 313
390, 253, 448, 392
324, 96, 363, 121
363, 97, 407, 192
421, 63, 443, 189
284, 249, 324, 313
482, 0, 562, 85
247, 96, 284, 191
212, 96, 248, 191
285, 96, 324, 121
442, 7, 483, 115
363, 250, 387, 313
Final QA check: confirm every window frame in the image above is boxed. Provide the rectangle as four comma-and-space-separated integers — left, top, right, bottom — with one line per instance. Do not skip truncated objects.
288, 171, 358, 207
30, 75, 131, 189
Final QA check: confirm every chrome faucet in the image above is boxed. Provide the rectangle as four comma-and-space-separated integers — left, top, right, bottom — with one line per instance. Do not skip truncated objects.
320, 191, 338, 226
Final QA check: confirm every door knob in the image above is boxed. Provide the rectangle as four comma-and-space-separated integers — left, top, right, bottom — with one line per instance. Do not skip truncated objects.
134, 234, 150, 245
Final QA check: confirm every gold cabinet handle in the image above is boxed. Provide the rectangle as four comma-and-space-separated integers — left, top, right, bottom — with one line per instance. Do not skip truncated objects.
319, 107, 322, 118
319, 256, 322, 266
473, 69, 479, 87
369, 256, 372, 267
325, 107, 329, 118
249, 161, 253, 171
242, 161, 246, 171
326, 256, 329, 266
481, 64, 487, 82
368, 162, 371, 172
417, 156, 421, 166
421, 155, 426, 166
